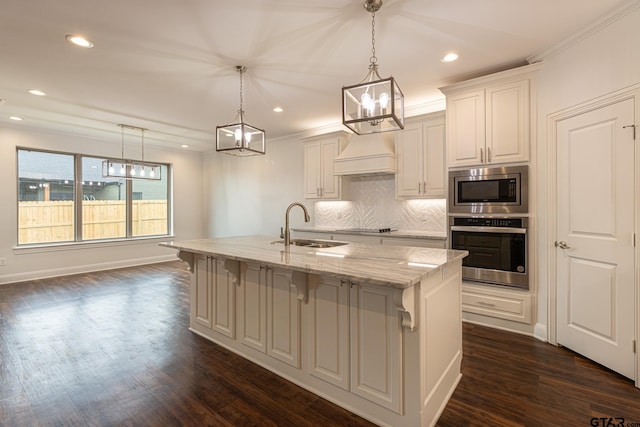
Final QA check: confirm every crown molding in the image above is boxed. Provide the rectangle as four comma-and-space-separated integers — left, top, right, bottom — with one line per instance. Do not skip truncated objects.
527, 0, 640, 63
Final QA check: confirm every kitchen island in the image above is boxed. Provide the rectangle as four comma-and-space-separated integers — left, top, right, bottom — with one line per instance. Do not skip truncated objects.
161, 235, 467, 427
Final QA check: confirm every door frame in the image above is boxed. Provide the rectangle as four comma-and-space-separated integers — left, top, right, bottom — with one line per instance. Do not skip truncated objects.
545, 84, 640, 386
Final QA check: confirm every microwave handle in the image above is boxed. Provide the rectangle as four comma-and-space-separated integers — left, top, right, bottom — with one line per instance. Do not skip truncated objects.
450, 226, 527, 234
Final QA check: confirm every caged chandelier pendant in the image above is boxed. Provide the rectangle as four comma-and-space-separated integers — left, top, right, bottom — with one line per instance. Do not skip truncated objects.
216, 65, 266, 156
342, 0, 404, 135
102, 124, 161, 180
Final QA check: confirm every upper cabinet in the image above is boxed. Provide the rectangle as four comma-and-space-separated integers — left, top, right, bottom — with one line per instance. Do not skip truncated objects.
441, 63, 541, 168
303, 132, 350, 200
396, 112, 446, 198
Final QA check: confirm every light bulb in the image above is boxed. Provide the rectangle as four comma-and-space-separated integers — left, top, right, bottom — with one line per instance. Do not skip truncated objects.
379, 92, 390, 114
119, 165, 126, 175
245, 132, 252, 143
361, 93, 374, 117
130, 165, 136, 176
234, 129, 242, 142
140, 167, 145, 177
108, 163, 115, 174
150, 168, 155, 178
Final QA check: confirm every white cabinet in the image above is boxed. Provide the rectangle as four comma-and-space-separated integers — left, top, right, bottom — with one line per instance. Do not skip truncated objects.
303, 132, 349, 200
192, 255, 238, 338
396, 112, 446, 198
461, 282, 532, 324
308, 275, 402, 413
441, 63, 541, 168
308, 275, 350, 390
349, 281, 402, 413
237, 262, 267, 352
266, 266, 304, 368
237, 262, 304, 367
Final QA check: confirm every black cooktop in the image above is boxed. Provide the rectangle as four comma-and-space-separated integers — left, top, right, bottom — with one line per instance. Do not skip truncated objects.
341, 228, 396, 233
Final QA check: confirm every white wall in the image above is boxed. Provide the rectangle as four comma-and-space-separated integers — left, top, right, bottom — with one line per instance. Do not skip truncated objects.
534, 2, 640, 338
204, 135, 308, 238
0, 125, 203, 284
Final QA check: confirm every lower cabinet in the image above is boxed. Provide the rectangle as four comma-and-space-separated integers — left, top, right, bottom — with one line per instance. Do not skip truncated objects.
461, 282, 532, 324
187, 254, 463, 427
192, 254, 237, 338
308, 275, 402, 413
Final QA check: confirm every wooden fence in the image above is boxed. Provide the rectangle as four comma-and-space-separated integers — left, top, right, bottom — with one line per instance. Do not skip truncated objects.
18, 200, 168, 244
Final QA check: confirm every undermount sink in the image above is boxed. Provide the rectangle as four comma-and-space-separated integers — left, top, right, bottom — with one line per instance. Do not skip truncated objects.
271, 238, 348, 248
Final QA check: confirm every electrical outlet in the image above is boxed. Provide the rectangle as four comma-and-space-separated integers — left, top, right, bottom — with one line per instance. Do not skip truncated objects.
0, 258, 6, 266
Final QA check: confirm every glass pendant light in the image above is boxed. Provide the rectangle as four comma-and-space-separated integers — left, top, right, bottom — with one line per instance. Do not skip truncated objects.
216, 65, 266, 156
342, 0, 404, 135
102, 124, 162, 180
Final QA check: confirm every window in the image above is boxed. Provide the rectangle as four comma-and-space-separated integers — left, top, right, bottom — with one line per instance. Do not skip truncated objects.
17, 148, 171, 246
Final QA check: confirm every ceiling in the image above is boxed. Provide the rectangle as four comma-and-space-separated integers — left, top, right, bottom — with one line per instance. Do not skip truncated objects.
0, 0, 629, 152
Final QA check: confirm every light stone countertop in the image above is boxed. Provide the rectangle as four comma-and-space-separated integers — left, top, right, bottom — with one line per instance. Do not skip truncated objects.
292, 227, 448, 240
161, 235, 466, 289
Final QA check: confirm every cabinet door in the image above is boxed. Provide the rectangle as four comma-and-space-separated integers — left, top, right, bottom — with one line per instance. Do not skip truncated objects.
320, 141, 341, 199
422, 120, 445, 197
350, 283, 402, 413
266, 267, 301, 368
211, 258, 237, 339
485, 79, 530, 164
308, 275, 350, 390
304, 142, 321, 199
447, 90, 485, 168
396, 124, 422, 197
192, 255, 213, 329
237, 262, 267, 352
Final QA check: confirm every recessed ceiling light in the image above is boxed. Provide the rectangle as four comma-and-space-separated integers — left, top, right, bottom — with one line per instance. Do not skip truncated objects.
273, 107, 283, 113
28, 89, 46, 96
442, 53, 459, 63
181, 144, 189, 148
9, 116, 23, 121
65, 34, 94, 48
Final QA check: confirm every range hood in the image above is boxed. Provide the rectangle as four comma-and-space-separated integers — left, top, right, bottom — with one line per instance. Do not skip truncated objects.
334, 132, 396, 176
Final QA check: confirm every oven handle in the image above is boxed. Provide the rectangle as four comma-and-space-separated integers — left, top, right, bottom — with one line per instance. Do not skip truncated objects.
450, 226, 527, 234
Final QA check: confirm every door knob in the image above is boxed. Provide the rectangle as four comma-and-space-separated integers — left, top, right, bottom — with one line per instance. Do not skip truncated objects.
554, 241, 571, 249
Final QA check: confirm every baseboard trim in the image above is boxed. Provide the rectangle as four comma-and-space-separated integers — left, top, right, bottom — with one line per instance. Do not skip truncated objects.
0, 254, 178, 285
533, 322, 548, 342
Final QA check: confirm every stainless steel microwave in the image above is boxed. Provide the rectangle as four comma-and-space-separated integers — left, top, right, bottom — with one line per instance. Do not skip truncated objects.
448, 165, 528, 214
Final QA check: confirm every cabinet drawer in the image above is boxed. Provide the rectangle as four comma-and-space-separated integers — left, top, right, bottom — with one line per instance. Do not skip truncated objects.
461, 285, 531, 324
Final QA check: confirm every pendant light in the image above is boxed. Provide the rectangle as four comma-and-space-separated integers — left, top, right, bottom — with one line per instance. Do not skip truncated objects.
102, 124, 162, 180
216, 65, 266, 156
342, 0, 404, 135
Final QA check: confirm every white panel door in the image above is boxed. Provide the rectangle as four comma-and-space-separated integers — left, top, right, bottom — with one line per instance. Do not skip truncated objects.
556, 97, 635, 379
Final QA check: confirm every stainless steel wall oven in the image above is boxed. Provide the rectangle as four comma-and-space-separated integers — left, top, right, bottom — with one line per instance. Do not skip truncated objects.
449, 217, 529, 290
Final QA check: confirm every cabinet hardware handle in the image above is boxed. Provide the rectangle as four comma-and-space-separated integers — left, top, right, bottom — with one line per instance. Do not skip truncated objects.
320, 187, 323, 197
480, 148, 484, 163
316, 188, 320, 196
423, 181, 427, 194
418, 182, 421, 193
487, 147, 492, 163
623, 124, 636, 140
477, 301, 496, 307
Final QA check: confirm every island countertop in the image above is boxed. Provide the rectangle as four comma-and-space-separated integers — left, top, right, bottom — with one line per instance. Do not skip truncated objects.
161, 235, 467, 289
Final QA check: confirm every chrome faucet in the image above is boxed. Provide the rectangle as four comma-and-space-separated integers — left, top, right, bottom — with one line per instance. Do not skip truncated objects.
283, 202, 310, 246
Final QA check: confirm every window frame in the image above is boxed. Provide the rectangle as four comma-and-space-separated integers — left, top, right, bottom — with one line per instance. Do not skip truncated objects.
16, 147, 173, 248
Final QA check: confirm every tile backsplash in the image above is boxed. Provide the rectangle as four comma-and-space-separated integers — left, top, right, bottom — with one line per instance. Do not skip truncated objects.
313, 175, 446, 232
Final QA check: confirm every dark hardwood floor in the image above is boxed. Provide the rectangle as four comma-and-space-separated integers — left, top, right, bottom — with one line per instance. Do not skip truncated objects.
1, 262, 638, 426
